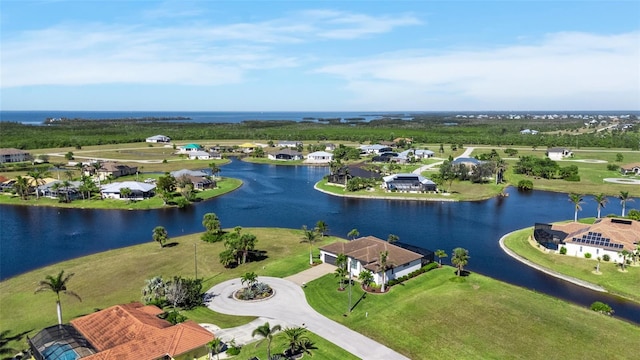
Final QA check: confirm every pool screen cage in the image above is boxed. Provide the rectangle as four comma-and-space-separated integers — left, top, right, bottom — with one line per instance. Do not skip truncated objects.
29, 324, 96, 360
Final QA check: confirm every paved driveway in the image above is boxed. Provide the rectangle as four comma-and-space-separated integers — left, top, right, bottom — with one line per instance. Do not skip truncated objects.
205, 277, 410, 360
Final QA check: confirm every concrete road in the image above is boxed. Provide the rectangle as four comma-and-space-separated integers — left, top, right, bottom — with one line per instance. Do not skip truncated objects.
205, 277, 410, 360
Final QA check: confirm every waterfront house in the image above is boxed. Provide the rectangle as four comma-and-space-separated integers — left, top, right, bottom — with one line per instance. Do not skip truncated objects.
86, 162, 138, 181
277, 140, 303, 148
101, 181, 156, 200
305, 151, 333, 164
0, 148, 31, 163
145, 134, 171, 143
267, 148, 303, 161
547, 147, 573, 161
188, 150, 212, 160
179, 144, 204, 153
359, 144, 393, 155
534, 218, 640, 261
170, 169, 215, 190
29, 302, 214, 360
320, 236, 424, 286
383, 173, 437, 192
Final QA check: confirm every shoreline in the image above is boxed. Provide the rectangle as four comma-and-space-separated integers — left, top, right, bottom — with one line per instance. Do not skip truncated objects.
314, 183, 459, 202
498, 230, 607, 293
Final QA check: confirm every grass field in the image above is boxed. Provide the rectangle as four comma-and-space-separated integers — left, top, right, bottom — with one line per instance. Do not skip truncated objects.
304, 269, 640, 360
503, 228, 640, 302
0, 228, 342, 352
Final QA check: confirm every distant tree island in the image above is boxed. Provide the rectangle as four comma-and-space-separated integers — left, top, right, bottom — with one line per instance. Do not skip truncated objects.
43, 116, 192, 124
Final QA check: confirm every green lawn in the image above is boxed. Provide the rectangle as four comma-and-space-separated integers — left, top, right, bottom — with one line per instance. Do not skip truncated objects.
503, 228, 640, 302
0, 228, 341, 352
304, 269, 640, 360
232, 330, 359, 360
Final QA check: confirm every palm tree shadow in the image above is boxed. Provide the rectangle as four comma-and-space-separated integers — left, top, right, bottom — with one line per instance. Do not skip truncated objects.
452, 270, 471, 277
164, 242, 179, 248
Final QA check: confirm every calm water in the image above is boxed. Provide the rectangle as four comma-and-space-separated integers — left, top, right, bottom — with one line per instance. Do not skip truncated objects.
1, 159, 639, 323
0, 110, 409, 125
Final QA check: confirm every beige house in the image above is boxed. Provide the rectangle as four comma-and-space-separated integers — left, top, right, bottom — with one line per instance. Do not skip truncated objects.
0, 148, 31, 163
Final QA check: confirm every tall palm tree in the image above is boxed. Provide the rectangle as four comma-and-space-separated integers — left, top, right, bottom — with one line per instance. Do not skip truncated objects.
451, 247, 470, 277
315, 220, 328, 238
208, 338, 224, 360
619, 191, 634, 217
568, 193, 584, 222
238, 233, 257, 264
334, 266, 348, 290
302, 225, 319, 265
251, 322, 282, 360
593, 193, 608, 219
378, 250, 389, 293
27, 168, 50, 200
434, 249, 447, 266
494, 158, 507, 184
13, 176, 30, 200
34, 270, 82, 325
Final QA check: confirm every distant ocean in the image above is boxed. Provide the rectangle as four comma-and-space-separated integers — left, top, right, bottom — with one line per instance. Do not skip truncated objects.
1, 110, 636, 125
0, 110, 415, 125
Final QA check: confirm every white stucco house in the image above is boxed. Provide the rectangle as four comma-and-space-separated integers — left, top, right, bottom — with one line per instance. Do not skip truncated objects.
305, 151, 333, 164
101, 181, 156, 200
319, 236, 424, 286
145, 135, 171, 143
187, 151, 212, 160
547, 147, 573, 161
534, 218, 639, 262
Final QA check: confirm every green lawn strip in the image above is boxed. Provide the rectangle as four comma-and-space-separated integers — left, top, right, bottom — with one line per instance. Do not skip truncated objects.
233, 331, 359, 360
304, 269, 640, 360
315, 178, 504, 201
0, 228, 339, 351
503, 228, 640, 302
0, 177, 242, 209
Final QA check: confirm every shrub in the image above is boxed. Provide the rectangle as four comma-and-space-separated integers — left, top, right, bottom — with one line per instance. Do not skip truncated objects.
226, 346, 241, 356
602, 254, 610, 262
584, 253, 592, 259
517, 179, 534, 191
564, 175, 581, 182
559, 246, 567, 255
162, 310, 187, 324
590, 301, 613, 315
607, 164, 619, 171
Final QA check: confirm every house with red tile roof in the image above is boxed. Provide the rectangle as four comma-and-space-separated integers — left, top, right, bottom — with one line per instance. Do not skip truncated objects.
29, 302, 214, 360
319, 236, 424, 286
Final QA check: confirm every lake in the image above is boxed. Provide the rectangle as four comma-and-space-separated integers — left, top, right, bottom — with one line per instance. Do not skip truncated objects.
1, 158, 639, 323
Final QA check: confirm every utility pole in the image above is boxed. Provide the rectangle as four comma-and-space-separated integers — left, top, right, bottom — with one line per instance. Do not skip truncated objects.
348, 260, 352, 313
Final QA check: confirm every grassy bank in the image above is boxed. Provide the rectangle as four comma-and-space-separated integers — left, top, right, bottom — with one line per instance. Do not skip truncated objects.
0, 177, 242, 210
304, 269, 640, 359
0, 228, 342, 352
503, 228, 640, 302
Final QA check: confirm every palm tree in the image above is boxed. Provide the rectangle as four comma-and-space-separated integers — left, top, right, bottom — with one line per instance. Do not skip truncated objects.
241, 271, 258, 288
251, 322, 282, 360
152, 226, 168, 248
208, 338, 224, 360
347, 228, 359, 240
219, 249, 236, 268
451, 247, 470, 277
568, 193, 584, 222
61, 180, 72, 202
494, 158, 507, 184
434, 249, 447, 267
301, 225, 319, 265
13, 175, 30, 200
378, 250, 389, 293
334, 266, 348, 290
593, 193, 608, 219
27, 168, 50, 199
358, 269, 374, 289
315, 220, 328, 238
209, 162, 221, 178
619, 191, 634, 217
34, 270, 82, 325
619, 250, 631, 271
595, 256, 601, 274
238, 233, 257, 264
283, 326, 311, 357
387, 234, 399, 244
335, 253, 347, 270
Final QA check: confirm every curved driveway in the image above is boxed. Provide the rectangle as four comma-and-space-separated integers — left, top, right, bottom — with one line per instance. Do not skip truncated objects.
205, 277, 410, 360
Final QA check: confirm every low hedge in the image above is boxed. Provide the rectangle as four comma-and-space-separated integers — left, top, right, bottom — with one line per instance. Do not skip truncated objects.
388, 262, 439, 287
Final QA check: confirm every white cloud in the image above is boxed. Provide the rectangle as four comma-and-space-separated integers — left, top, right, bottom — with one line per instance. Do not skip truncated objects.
315, 31, 640, 110
1, 8, 419, 88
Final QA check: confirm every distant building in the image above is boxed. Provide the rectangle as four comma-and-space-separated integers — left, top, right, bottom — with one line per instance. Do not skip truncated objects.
0, 148, 31, 163
305, 151, 333, 164
383, 173, 437, 192
547, 148, 573, 161
145, 134, 171, 143
520, 129, 539, 135
620, 163, 640, 175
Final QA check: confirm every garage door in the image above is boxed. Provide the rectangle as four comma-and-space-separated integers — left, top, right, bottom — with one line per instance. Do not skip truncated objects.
324, 254, 337, 265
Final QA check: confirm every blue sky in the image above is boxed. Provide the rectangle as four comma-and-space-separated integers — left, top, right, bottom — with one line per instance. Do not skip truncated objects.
1, 0, 639, 111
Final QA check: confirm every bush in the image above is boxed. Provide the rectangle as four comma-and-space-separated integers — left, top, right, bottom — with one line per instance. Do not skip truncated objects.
162, 310, 187, 324
559, 246, 567, 255
584, 253, 592, 259
226, 346, 241, 356
602, 254, 610, 262
607, 164, 619, 171
517, 179, 534, 191
590, 301, 613, 315
564, 175, 581, 182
